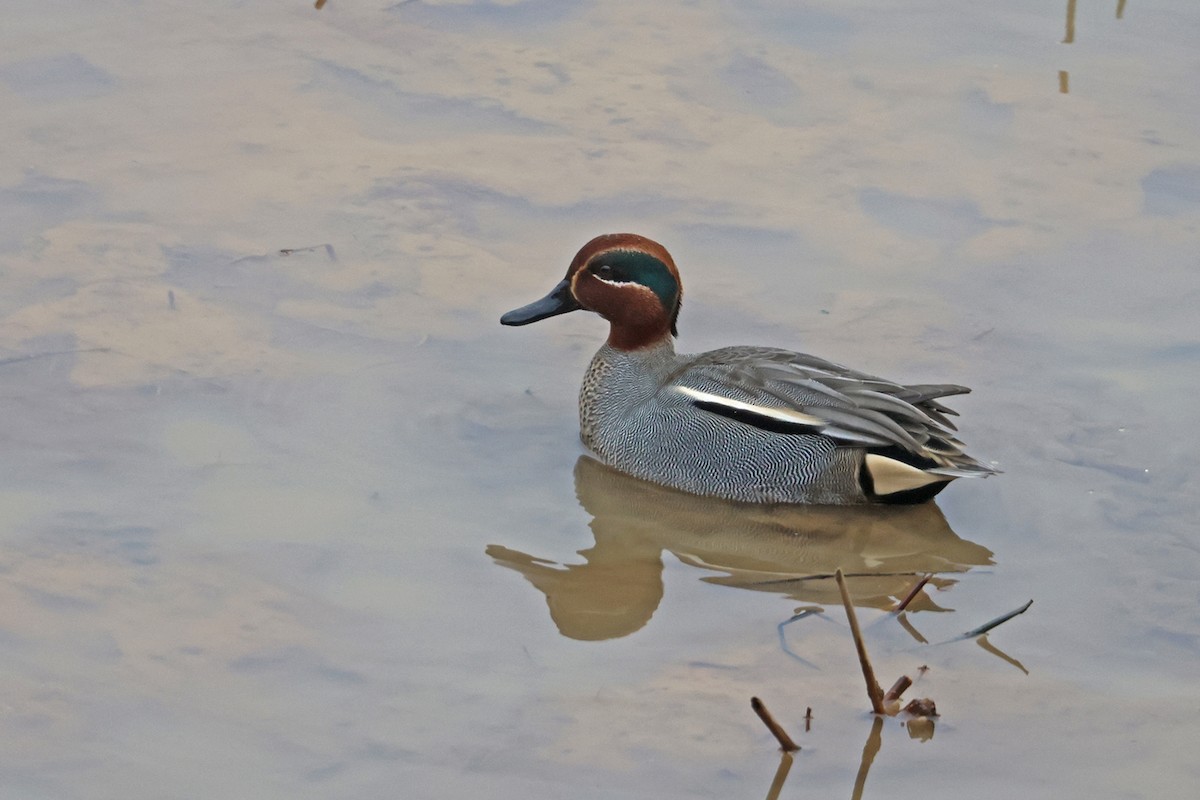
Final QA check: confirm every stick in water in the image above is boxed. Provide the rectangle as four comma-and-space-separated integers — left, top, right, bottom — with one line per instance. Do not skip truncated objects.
751, 697, 800, 752
960, 600, 1034, 639
835, 569, 885, 714
893, 574, 932, 613
884, 675, 912, 703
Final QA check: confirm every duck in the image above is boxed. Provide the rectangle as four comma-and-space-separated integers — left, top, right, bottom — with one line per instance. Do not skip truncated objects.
500, 233, 996, 505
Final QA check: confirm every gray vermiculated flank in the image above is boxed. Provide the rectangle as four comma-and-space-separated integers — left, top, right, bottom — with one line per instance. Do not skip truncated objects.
580, 342, 861, 504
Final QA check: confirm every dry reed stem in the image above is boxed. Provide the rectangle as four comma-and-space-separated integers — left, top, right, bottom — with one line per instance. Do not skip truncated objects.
835, 568, 885, 714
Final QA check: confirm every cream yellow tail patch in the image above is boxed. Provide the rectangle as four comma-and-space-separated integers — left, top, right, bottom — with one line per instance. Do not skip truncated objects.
863, 453, 948, 496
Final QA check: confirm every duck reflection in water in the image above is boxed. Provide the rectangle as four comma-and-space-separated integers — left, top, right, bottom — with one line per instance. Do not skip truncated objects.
487, 456, 993, 641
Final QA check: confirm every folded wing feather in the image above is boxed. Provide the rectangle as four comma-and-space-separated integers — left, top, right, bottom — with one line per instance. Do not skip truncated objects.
670, 346, 991, 475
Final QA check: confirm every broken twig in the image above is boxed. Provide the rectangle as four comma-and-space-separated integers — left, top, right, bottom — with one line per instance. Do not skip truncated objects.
883, 675, 912, 703
960, 599, 1033, 639
893, 573, 933, 613
751, 697, 800, 752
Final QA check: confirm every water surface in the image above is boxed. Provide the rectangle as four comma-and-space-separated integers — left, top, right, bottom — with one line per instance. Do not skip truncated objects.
2, 1, 1198, 798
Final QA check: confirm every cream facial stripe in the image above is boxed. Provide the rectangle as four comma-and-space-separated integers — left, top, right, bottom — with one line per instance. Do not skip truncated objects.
674, 386, 827, 428
594, 273, 637, 288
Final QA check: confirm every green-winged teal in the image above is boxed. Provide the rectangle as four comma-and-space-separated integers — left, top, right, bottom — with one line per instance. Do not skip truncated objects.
501, 233, 996, 505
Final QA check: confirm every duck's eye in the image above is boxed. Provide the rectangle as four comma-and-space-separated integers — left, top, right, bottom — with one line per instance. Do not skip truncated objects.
594, 263, 613, 277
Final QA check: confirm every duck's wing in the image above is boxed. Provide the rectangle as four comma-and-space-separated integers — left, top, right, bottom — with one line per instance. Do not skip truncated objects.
667, 346, 994, 477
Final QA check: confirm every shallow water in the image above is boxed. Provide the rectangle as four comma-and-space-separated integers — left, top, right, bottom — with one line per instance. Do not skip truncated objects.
2, 1, 1198, 797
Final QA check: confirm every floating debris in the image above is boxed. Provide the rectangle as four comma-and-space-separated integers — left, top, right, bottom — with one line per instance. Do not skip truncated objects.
904, 698, 939, 718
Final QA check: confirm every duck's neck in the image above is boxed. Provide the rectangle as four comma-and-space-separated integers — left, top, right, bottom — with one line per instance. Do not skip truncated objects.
600, 336, 676, 361
607, 323, 674, 352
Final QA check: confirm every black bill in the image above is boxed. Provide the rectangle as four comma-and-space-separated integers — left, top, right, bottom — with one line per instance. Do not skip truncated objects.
500, 278, 581, 325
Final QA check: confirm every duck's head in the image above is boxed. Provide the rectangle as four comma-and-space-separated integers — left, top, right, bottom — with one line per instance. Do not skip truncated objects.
500, 233, 682, 350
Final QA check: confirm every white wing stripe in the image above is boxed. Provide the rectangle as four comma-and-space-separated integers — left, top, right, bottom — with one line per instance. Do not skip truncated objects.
675, 386, 827, 428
